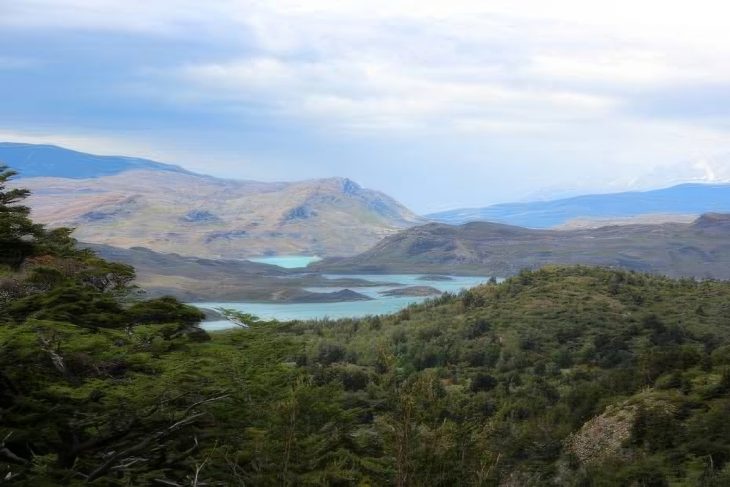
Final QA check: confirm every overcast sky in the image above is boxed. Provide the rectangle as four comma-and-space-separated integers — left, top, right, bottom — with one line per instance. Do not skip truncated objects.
2, 0, 730, 212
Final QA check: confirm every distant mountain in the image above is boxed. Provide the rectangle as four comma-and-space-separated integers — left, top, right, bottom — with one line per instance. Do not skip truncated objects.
85, 243, 386, 302
0, 142, 191, 178
313, 214, 730, 279
3, 143, 424, 258
427, 184, 730, 228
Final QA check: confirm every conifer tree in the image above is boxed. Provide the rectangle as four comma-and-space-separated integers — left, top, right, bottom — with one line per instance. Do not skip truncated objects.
0, 164, 42, 268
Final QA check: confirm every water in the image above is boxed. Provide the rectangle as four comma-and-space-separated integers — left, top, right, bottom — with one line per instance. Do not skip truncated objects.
197, 274, 490, 330
248, 255, 322, 268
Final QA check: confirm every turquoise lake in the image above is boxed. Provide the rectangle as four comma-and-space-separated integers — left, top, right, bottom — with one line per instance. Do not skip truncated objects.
197, 274, 491, 330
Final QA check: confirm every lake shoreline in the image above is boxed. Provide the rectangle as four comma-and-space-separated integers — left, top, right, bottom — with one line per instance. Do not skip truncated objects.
193, 273, 491, 330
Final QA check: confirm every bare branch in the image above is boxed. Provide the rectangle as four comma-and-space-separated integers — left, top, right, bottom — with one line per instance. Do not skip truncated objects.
153, 479, 182, 487
183, 394, 230, 418
84, 394, 227, 483
0, 432, 28, 465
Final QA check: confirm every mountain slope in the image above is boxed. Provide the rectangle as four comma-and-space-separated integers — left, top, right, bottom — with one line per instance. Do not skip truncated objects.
3, 143, 423, 257
428, 183, 730, 227
314, 214, 730, 278
5, 179, 730, 484
84, 243, 392, 302
8, 257, 730, 484
0, 142, 190, 178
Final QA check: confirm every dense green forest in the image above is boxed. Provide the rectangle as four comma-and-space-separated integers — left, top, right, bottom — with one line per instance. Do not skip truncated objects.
3, 165, 730, 486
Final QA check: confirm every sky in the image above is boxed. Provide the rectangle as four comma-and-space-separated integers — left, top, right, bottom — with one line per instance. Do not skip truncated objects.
1, 0, 730, 212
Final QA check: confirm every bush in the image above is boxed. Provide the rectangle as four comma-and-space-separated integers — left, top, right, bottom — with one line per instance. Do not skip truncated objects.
127, 296, 205, 326
470, 373, 498, 392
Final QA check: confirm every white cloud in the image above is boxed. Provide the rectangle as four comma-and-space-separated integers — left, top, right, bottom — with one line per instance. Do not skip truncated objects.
529, 52, 678, 85
625, 156, 730, 191
174, 55, 618, 133
98, 0, 724, 139
4, 0, 730, 208
0, 0, 223, 33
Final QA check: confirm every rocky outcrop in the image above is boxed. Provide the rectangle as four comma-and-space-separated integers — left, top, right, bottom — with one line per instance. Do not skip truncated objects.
566, 403, 638, 465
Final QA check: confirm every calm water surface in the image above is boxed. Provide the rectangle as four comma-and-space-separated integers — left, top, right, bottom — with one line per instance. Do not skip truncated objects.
197, 274, 491, 330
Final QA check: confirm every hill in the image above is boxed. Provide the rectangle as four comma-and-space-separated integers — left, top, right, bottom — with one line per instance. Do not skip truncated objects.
314, 214, 730, 278
3, 143, 423, 257
4, 170, 730, 484
85, 243, 392, 302
428, 183, 730, 228
0, 142, 191, 178
7, 251, 730, 484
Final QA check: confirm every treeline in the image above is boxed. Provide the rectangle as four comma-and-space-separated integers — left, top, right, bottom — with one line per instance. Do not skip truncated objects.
2, 166, 730, 485
0, 166, 212, 485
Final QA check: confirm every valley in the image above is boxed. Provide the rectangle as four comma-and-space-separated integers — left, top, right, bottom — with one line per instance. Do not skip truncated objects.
8, 142, 730, 328
6, 4, 730, 485
2, 143, 423, 259
4, 147, 730, 484
197, 274, 488, 329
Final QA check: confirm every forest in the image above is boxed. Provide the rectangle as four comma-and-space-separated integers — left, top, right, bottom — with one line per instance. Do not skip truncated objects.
3, 165, 730, 486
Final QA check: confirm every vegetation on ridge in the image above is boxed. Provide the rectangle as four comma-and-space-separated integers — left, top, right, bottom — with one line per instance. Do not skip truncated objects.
3, 167, 730, 485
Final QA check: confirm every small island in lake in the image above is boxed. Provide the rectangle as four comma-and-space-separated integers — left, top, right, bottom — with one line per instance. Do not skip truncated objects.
275, 288, 374, 303
379, 286, 443, 297
417, 274, 454, 282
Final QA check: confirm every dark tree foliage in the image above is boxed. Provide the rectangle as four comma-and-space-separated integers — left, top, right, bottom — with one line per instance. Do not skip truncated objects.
127, 296, 205, 326
1, 171, 217, 485
0, 165, 43, 269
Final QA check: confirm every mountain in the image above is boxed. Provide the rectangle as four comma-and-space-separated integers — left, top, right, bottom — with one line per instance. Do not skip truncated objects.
10, 249, 730, 484
313, 213, 730, 279
0, 142, 191, 178
7, 169, 730, 485
427, 183, 730, 227
85, 243, 392, 302
2, 143, 423, 258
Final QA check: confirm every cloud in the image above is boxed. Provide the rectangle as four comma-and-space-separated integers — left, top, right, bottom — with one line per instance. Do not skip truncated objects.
117, 0, 730, 137
0, 0, 229, 35
173, 56, 617, 132
3, 0, 730, 210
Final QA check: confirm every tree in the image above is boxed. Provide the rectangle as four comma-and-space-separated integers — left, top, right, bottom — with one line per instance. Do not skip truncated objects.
0, 165, 43, 269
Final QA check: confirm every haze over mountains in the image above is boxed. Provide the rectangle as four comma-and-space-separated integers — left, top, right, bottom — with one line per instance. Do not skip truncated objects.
2, 143, 423, 258
4, 141, 730, 278
428, 183, 730, 228
0, 142, 191, 178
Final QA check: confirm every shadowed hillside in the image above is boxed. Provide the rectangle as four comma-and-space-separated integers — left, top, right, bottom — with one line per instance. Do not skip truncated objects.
314, 215, 730, 278
85, 243, 390, 302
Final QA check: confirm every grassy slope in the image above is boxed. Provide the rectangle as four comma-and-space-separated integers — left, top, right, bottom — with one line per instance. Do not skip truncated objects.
5, 266, 730, 485
17, 171, 422, 258
314, 215, 730, 279
85, 243, 392, 302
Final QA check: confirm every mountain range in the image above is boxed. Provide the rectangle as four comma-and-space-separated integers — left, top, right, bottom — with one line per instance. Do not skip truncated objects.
314, 213, 730, 279
5, 141, 730, 275
427, 183, 730, 228
0, 142, 191, 178
84, 243, 391, 302
2, 143, 423, 258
